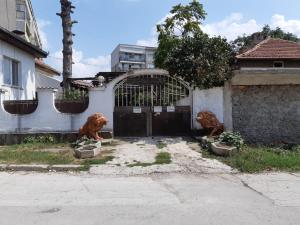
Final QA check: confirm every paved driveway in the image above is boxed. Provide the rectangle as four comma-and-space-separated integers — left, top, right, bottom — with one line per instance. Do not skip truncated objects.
0, 172, 299, 225
94, 137, 233, 175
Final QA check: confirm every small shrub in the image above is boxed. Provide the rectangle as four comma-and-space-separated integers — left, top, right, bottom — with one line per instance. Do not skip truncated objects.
219, 132, 244, 150
23, 135, 55, 144
62, 89, 88, 101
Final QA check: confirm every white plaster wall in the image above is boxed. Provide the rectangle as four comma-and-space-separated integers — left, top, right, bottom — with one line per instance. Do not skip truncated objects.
192, 87, 224, 129
0, 70, 225, 133
0, 87, 115, 133
0, 40, 36, 100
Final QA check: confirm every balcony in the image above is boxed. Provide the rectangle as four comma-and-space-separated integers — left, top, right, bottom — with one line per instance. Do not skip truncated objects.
119, 54, 145, 63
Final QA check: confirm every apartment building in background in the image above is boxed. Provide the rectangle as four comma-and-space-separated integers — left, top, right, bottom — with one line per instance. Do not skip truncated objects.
111, 44, 156, 72
0, 0, 41, 48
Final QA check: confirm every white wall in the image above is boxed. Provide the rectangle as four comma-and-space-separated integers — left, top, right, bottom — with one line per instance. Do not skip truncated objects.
0, 71, 225, 133
192, 87, 224, 129
0, 87, 114, 133
0, 40, 36, 100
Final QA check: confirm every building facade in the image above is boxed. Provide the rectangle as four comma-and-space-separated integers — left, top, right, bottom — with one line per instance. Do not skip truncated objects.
0, 27, 47, 100
111, 44, 156, 72
225, 38, 300, 144
0, 0, 41, 48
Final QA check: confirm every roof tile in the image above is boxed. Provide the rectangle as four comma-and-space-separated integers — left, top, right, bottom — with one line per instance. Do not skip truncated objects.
236, 38, 300, 59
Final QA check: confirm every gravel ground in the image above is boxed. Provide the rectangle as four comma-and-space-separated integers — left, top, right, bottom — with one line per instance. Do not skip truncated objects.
91, 137, 234, 175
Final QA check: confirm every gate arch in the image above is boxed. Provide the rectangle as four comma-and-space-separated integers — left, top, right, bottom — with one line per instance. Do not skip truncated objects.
114, 72, 190, 107
112, 69, 191, 136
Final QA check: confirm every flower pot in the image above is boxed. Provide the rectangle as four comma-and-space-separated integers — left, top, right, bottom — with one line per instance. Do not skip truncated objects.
211, 142, 237, 157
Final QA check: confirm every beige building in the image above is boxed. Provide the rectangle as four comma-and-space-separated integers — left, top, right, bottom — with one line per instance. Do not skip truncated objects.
0, 0, 41, 48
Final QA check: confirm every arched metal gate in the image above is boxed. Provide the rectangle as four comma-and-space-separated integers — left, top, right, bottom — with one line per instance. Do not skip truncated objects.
113, 73, 191, 136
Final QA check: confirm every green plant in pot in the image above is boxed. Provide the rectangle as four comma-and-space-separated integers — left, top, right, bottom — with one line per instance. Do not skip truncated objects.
219, 132, 244, 150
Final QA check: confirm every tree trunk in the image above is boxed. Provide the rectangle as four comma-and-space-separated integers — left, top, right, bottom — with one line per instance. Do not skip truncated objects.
57, 0, 77, 92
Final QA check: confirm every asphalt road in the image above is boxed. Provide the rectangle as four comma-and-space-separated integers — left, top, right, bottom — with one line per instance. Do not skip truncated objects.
0, 172, 299, 225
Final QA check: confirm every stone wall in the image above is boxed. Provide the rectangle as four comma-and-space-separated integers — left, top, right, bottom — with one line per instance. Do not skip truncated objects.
232, 85, 300, 144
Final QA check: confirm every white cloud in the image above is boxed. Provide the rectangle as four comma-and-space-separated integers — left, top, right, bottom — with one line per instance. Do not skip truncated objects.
47, 49, 111, 78
202, 13, 262, 41
271, 14, 300, 37
37, 19, 51, 50
138, 13, 300, 45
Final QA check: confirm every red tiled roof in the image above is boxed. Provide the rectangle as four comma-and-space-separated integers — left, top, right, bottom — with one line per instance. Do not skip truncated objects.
236, 38, 300, 60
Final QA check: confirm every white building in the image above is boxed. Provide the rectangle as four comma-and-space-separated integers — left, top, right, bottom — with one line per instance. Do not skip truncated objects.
111, 44, 156, 72
0, 0, 42, 48
0, 26, 47, 100
0, 0, 62, 100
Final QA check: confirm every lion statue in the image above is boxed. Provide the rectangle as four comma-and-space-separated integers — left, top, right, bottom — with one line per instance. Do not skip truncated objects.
79, 113, 108, 140
196, 111, 224, 137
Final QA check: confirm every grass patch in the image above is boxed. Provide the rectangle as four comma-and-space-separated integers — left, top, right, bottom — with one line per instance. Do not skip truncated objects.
80, 156, 114, 170
0, 148, 74, 165
156, 142, 167, 149
155, 152, 172, 164
2, 143, 70, 152
202, 145, 300, 173
0, 142, 115, 169
128, 152, 172, 167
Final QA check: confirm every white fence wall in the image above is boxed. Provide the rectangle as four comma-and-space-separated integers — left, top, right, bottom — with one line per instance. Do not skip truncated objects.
0, 84, 225, 133
0, 87, 114, 133
192, 87, 224, 129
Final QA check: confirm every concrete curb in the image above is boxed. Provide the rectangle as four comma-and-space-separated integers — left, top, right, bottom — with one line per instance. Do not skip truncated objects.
0, 164, 84, 172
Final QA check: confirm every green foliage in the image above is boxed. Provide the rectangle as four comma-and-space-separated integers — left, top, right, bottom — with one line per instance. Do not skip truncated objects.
62, 88, 88, 101
219, 132, 244, 150
155, 1, 234, 89
23, 135, 56, 144
203, 146, 300, 173
165, 32, 234, 89
155, 0, 206, 69
232, 25, 300, 53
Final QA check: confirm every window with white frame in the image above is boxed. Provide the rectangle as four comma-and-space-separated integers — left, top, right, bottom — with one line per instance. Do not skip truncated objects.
3, 57, 21, 87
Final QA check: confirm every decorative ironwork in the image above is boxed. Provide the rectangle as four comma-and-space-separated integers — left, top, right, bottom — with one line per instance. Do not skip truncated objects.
114, 74, 190, 107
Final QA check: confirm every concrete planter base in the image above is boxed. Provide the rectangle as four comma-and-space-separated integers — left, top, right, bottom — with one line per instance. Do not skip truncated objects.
211, 142, 237, 157
74, 140, 102, 159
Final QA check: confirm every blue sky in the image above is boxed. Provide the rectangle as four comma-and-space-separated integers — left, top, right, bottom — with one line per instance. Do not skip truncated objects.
31, 0, 300, 77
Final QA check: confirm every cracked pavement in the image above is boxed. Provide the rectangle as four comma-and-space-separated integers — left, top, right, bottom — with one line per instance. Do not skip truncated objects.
0, 171, 299, 225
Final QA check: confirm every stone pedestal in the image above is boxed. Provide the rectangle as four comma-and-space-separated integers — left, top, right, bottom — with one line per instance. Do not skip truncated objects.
74, 140, 102, 159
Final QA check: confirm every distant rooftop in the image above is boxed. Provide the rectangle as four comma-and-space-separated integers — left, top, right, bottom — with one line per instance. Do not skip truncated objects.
236, 38, 300, 60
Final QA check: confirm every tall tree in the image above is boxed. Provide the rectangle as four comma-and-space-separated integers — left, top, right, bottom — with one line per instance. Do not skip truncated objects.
155, 0, 234, 89
155, 0, 206, 68
57, 0, 78, 92
232, 25, 300, 53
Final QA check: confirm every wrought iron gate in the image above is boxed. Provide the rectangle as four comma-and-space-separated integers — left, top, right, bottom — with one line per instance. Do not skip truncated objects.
113, 74, 191, 136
